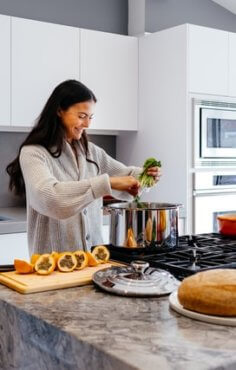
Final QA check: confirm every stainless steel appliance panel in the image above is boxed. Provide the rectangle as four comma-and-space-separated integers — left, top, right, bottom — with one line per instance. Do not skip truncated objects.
194, 99, 236, 167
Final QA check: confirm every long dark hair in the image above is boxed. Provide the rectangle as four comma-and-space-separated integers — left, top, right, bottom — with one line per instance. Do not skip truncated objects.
6, 79, 98, 196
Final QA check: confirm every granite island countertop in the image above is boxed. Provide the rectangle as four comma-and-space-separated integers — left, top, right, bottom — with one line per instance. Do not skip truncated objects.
0, 284, 236, 370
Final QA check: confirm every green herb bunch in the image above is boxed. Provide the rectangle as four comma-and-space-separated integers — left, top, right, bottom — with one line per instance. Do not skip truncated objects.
134, 157, 161, 204
138, 157, 162, 188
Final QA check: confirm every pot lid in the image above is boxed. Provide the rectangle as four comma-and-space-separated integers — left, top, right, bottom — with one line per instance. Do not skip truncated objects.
105, 202, 182, 210
93, 260, 180, 297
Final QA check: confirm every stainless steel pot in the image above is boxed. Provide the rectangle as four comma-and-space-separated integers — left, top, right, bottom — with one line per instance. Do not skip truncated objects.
104, 202, 182, 249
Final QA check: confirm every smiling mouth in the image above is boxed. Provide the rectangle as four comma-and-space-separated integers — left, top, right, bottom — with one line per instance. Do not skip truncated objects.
74, 127, 83, 134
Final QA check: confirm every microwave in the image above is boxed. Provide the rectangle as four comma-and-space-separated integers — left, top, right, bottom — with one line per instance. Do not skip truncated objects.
194, 99, 236, 167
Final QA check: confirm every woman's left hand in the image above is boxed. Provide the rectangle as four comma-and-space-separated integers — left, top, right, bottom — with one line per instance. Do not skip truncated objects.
146, 166, 162, 183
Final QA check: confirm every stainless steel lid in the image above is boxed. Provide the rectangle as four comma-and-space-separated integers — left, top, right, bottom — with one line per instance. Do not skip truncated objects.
92, 261, 180, 297
106, 202, 182, 211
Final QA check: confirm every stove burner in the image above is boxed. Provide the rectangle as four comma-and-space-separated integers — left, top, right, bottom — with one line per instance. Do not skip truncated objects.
107, 233, 236, 280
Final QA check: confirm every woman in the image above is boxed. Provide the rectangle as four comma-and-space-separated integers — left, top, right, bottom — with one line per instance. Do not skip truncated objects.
6, 80, 161, 256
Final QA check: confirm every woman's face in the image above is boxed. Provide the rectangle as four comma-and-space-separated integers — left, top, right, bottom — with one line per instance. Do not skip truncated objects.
58, 100, 95, 142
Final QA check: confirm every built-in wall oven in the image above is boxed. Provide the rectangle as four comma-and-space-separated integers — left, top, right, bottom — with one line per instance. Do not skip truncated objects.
194, 99, 236, 167
193, 171, 236, 234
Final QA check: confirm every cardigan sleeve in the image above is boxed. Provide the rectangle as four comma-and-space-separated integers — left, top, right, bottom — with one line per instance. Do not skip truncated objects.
89, 143, 143, 201
90, 143, 143, 179
20, 146, 112, 219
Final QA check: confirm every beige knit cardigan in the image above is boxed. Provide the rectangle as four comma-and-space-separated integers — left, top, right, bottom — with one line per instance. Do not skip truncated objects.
19, 141, 141, 255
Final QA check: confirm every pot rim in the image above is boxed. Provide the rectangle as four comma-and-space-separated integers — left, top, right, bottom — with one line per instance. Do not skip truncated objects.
104, 201, 183, 211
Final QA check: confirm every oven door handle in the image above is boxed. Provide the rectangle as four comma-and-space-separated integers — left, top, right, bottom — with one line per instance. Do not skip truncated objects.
193, 189, 236, 196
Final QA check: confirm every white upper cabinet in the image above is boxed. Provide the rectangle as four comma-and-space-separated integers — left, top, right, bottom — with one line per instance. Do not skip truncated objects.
0, 15, 10, 126
229, 32, 236, 97
80, 29, 138, 131
11, 17, 79, 126
188, 25, 228, 96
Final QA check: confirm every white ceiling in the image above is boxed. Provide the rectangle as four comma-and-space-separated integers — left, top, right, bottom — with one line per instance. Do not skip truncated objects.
211, 0, 236, 15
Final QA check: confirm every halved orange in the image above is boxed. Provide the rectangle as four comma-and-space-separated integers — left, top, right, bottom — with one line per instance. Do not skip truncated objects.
30, 254, 41, 265
14, 259, 34, 274
34, 254, 56, 275
73, 250, 88, 270
57, 252, 77, 272
87, 252, 100, 267
92, 246, 110, 264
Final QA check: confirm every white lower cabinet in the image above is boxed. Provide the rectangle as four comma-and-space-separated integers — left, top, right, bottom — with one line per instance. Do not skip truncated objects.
0, 233, 29, 265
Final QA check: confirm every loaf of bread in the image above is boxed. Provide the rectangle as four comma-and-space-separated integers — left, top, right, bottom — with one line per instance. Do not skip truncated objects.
178, 269, 236, 316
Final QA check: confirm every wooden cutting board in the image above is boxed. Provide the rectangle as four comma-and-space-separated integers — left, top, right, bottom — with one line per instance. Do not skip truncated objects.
0, 262, 119, 294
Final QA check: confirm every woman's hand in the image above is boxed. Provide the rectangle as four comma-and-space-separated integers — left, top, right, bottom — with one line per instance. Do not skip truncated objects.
146, 166, 162, 183
110, 176, 140, 197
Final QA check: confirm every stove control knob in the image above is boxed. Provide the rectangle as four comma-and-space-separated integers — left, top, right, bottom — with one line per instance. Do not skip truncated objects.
131, 260, 149, 274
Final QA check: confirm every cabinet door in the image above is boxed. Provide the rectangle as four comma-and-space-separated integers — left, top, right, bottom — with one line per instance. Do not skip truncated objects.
188, 25, 228, 96
0, 15, 10, 126
0, 233, 29, 265
229, 32, 236, 97
12, 17, 80, 127
80, 29, 138, 131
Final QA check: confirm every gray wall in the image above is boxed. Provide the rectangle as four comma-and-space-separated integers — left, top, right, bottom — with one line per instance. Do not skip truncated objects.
0, 132, 116, 207
146, 0, 236, 33
0, 0, 128, 34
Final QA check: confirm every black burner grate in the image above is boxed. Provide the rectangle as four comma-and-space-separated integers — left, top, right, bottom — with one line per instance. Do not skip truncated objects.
108, 233, 236, 280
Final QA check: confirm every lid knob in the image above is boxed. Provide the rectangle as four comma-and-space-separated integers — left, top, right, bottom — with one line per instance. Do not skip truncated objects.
131, 260, 149, 274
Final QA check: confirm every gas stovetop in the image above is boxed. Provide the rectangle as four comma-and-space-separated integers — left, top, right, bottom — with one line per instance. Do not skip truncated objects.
108, 233, 236, 280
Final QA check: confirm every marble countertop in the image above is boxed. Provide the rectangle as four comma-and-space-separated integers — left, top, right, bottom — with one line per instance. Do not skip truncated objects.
0, 283, 236, 370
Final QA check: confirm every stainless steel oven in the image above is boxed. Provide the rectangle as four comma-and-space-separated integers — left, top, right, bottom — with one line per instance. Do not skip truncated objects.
193, 171, 236, 234
194, 99, 236, 167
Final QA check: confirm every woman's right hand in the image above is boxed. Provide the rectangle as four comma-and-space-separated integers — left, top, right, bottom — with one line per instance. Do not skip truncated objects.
110, 176, 140, 197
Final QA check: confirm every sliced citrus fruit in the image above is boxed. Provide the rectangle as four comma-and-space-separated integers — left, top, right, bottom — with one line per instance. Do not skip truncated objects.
87, 252, 100, 267
14, 259, 34, 274
51, 251, 60, 264
57, 252, 77, 272
34, 254, 56, 275
92, 246, 110, 264
73, 250, 88, 270
30, 254, 41, 265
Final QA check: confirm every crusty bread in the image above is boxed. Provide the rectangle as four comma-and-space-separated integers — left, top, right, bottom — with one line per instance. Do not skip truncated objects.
178, 269, 236, 316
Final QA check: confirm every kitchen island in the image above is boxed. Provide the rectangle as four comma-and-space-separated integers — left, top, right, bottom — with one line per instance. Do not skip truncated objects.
0, 284, 236, 370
